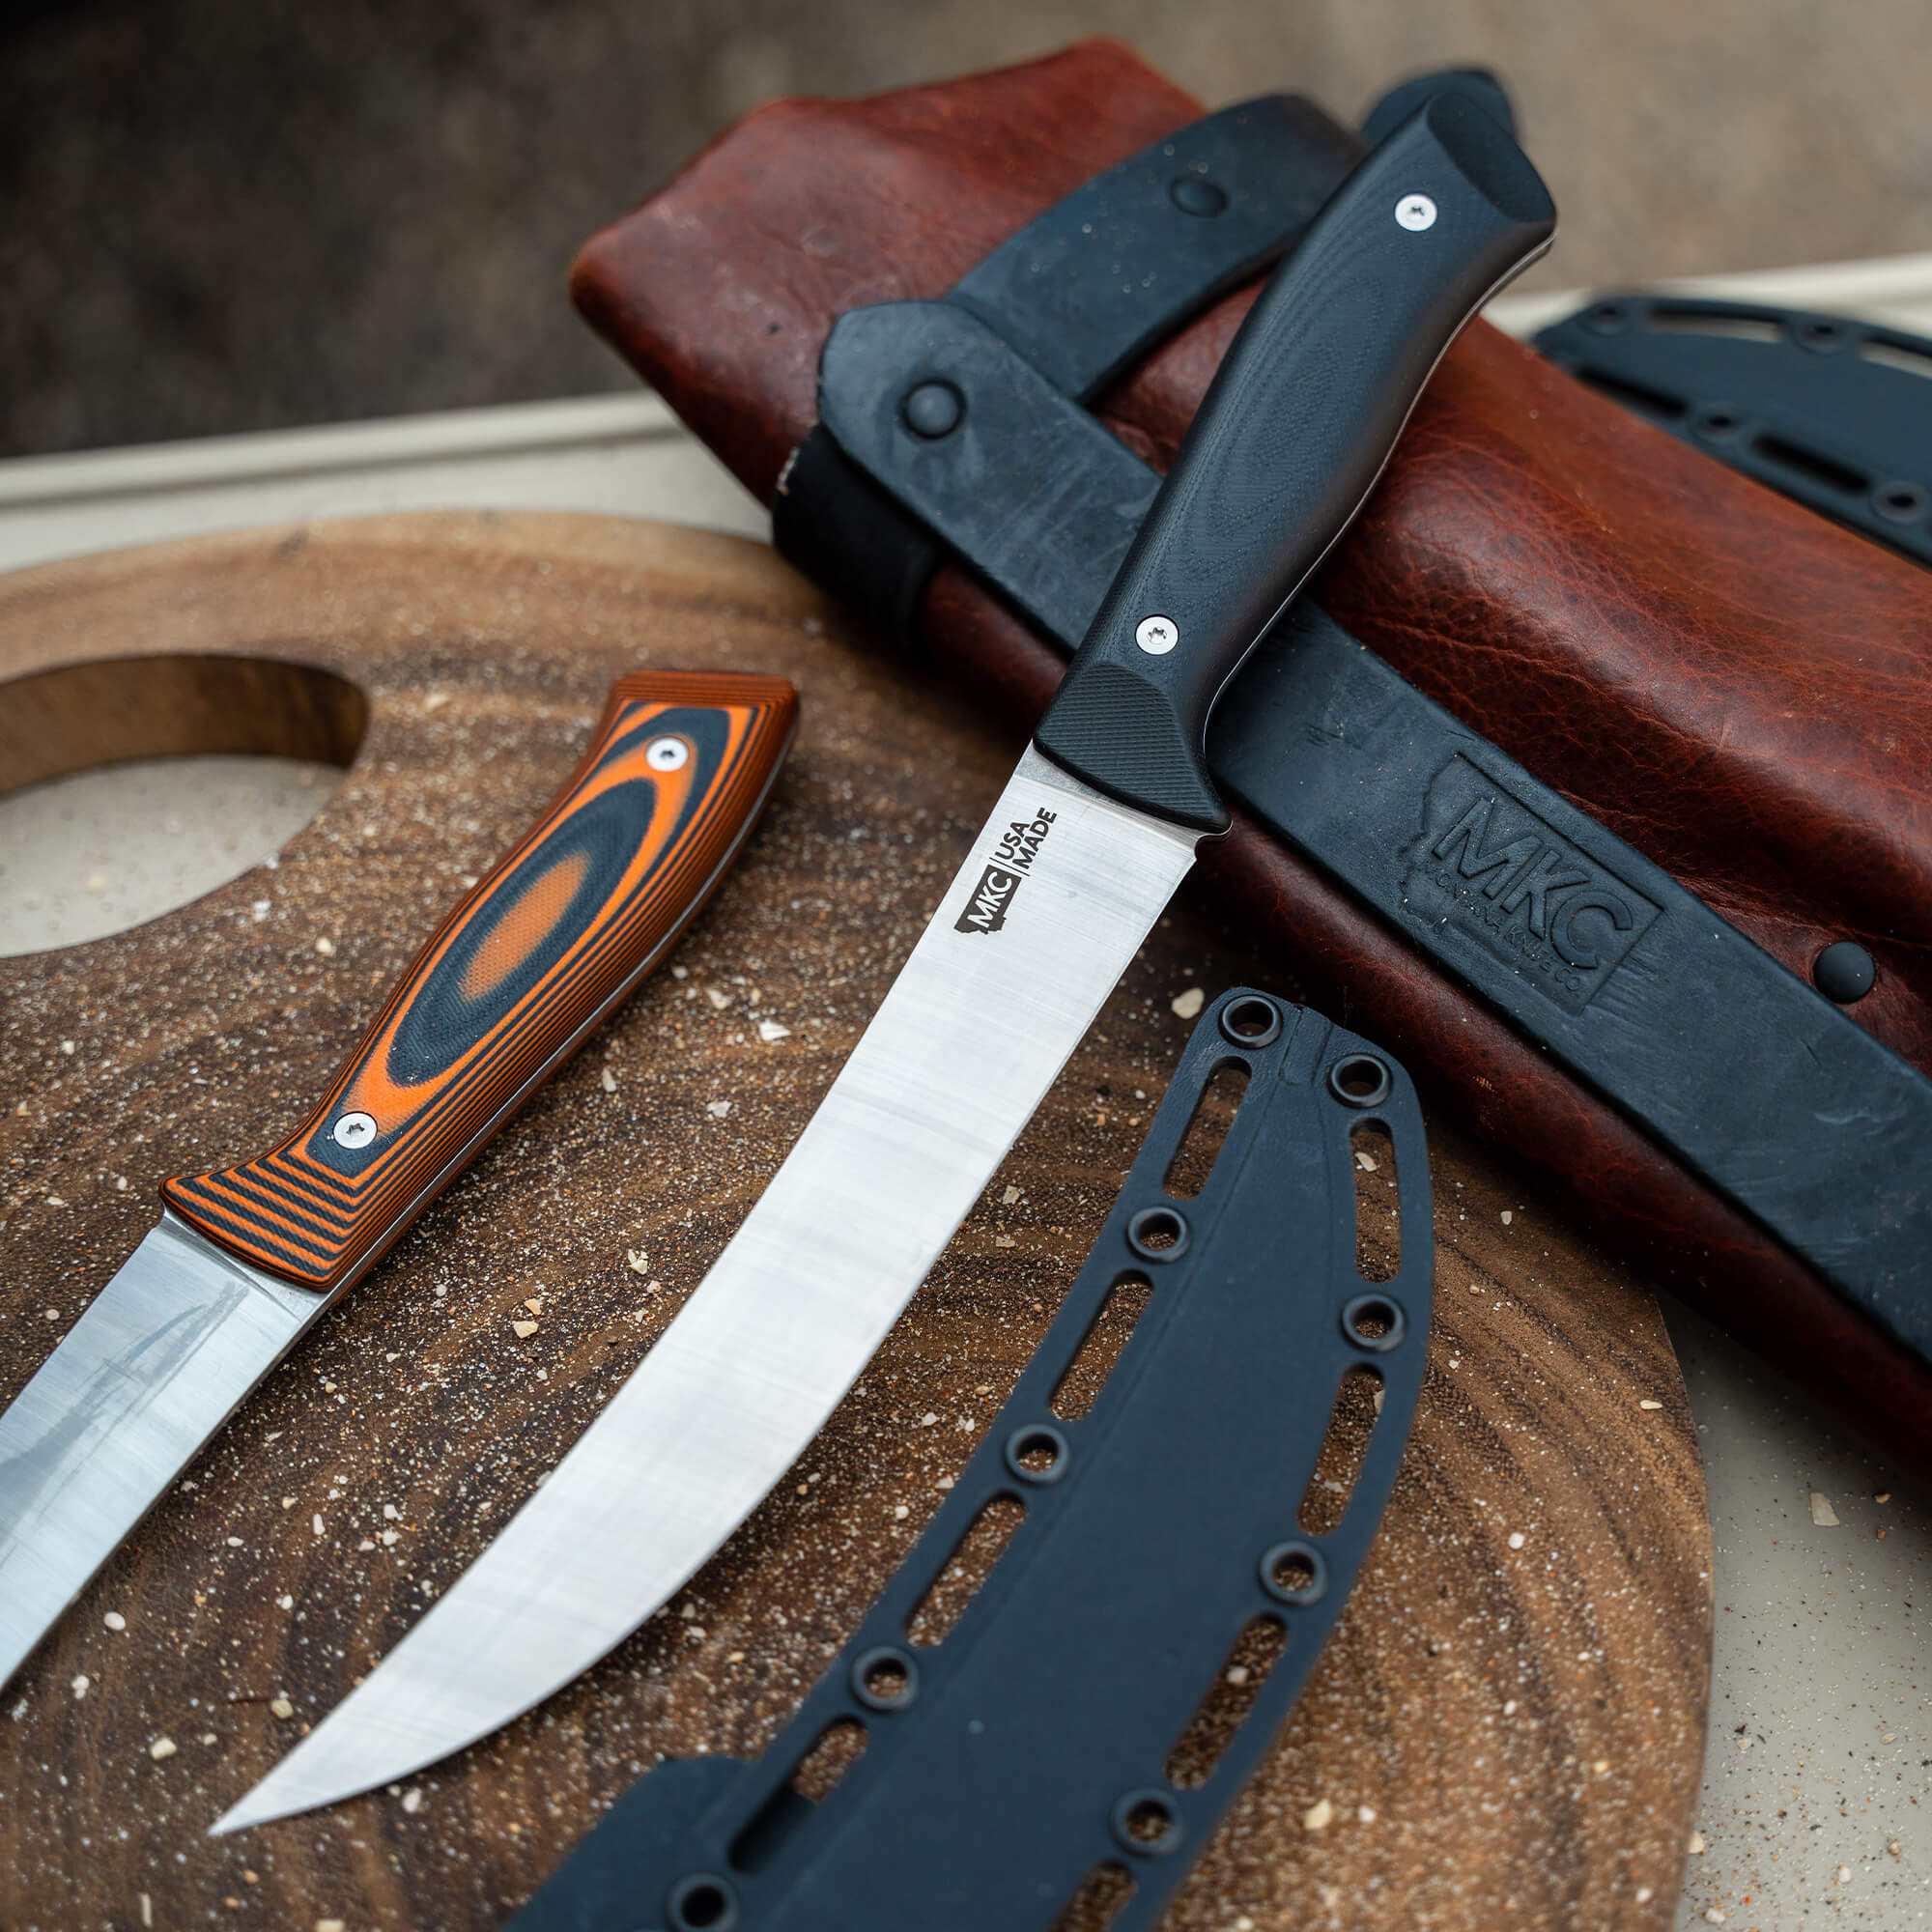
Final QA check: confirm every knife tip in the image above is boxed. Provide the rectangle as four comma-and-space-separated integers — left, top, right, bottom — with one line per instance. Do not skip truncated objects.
207, 1786, 294, 1836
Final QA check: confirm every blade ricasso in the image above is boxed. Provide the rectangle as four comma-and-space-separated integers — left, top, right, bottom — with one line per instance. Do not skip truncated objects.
153, 1208, 334, 1323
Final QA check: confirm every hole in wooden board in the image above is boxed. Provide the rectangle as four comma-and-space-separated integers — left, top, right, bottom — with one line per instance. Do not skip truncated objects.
1162, 1061, 1249, 1199
1163, 1614, 1288, 1789
905, 1494, 1025, 1647
727, 1718, 869, 1873
1298, 1365, 1385, 1534
0, 655, 365, 956
1049, 1861, 1137, 1931
1350, 1122, 1400, 1283
1050, 1273, 1153, 1422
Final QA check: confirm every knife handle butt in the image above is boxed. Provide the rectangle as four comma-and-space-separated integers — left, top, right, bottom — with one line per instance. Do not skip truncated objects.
1034, 91, 1554, 834
163, 670, 798, 1296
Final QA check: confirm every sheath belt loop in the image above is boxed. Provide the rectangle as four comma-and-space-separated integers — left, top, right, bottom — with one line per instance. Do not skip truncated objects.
773, 92, 1364, 650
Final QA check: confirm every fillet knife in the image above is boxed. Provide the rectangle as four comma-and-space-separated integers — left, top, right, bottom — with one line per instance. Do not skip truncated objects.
215, 94, 1554, 1834
0, 669, 799, 1690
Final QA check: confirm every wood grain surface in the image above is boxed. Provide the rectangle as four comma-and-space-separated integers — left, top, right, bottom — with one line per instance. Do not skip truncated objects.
0, 512, 1712, 1931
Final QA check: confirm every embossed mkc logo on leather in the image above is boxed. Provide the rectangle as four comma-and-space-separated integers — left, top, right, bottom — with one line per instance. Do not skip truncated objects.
1404, 755, 1660, 1013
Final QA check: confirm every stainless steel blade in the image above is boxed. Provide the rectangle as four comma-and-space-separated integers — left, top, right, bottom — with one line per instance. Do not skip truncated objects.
0, 1210, 327, 1686
212, 746, 1198, 1832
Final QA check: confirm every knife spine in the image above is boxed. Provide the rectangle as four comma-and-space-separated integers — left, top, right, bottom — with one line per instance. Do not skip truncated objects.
164, 670, 797, 1297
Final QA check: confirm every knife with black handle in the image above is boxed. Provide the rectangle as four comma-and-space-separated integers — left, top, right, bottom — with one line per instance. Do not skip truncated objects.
214, 94, 1554, 1834
0, 670, 798, 1690
1036, 92, 1550, 831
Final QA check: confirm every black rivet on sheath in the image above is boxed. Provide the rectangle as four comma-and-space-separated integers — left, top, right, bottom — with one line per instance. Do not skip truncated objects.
1814, 940, 1876, 1004
850, 1645, 919, 1712
1111, 1788, 1184, 1857
1005, 1424, 1069, 1485
1169, 175, 1228, 217
666, 1872, 739, 1932
901, 381, 965, 439
1327, 1054, 1393, 1109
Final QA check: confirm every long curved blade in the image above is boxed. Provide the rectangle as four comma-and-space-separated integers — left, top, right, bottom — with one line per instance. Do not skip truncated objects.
213, 748, 1197, 1833
0, 1212, 325, 1687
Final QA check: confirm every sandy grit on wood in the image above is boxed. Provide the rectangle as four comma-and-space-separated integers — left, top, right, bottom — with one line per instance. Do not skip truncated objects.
0, 512, 1711, 1928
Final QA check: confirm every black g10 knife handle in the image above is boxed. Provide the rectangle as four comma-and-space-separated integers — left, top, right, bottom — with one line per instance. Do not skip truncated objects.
1033, 93, 1555, 834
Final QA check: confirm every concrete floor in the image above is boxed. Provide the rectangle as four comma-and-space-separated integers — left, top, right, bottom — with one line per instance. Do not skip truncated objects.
6, 0, 1932, 457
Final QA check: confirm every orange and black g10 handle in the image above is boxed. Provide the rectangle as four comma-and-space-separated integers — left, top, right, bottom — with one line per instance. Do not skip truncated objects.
164, 669, 798, 1295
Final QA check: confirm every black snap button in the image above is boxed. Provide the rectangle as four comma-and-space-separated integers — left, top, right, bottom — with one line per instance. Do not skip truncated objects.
1169, 175, 1228, 217
1813, 940, 1876, 1004
901, 381, 965, 439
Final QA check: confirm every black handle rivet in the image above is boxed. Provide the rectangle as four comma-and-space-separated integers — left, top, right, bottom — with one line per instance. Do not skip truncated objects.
1005, 1424, 1069, 1485
1169, 175, 1228, 217
667, 1873, 739, 1931
1328, 1054, 1393, 1109
851, 1645, 919, 1713
902, 381, 965, 440
1813, 940, 1876, 1004
1874, 482, 1927, 525
1584, 301, 1630, 334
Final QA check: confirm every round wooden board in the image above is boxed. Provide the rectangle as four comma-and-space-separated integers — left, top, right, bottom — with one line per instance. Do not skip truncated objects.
0, 512, 1711, 1931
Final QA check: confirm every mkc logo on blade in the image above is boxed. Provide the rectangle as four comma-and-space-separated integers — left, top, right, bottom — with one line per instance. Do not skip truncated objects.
955, 808, 1059, 935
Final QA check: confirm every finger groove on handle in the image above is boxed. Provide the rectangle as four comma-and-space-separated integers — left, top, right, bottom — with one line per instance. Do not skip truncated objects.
163, 670, 797, 1293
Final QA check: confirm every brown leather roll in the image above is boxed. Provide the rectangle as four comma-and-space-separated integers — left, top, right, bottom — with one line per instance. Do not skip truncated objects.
570, 39, 1932, 1470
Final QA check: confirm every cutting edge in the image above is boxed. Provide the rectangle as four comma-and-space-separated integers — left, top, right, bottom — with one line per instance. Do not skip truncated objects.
0, 1210, 326, 1688
210, 747, 1199, 1832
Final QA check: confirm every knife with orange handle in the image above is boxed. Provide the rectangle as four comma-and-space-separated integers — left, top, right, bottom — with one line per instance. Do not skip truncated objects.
0, 668, 798, 1688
